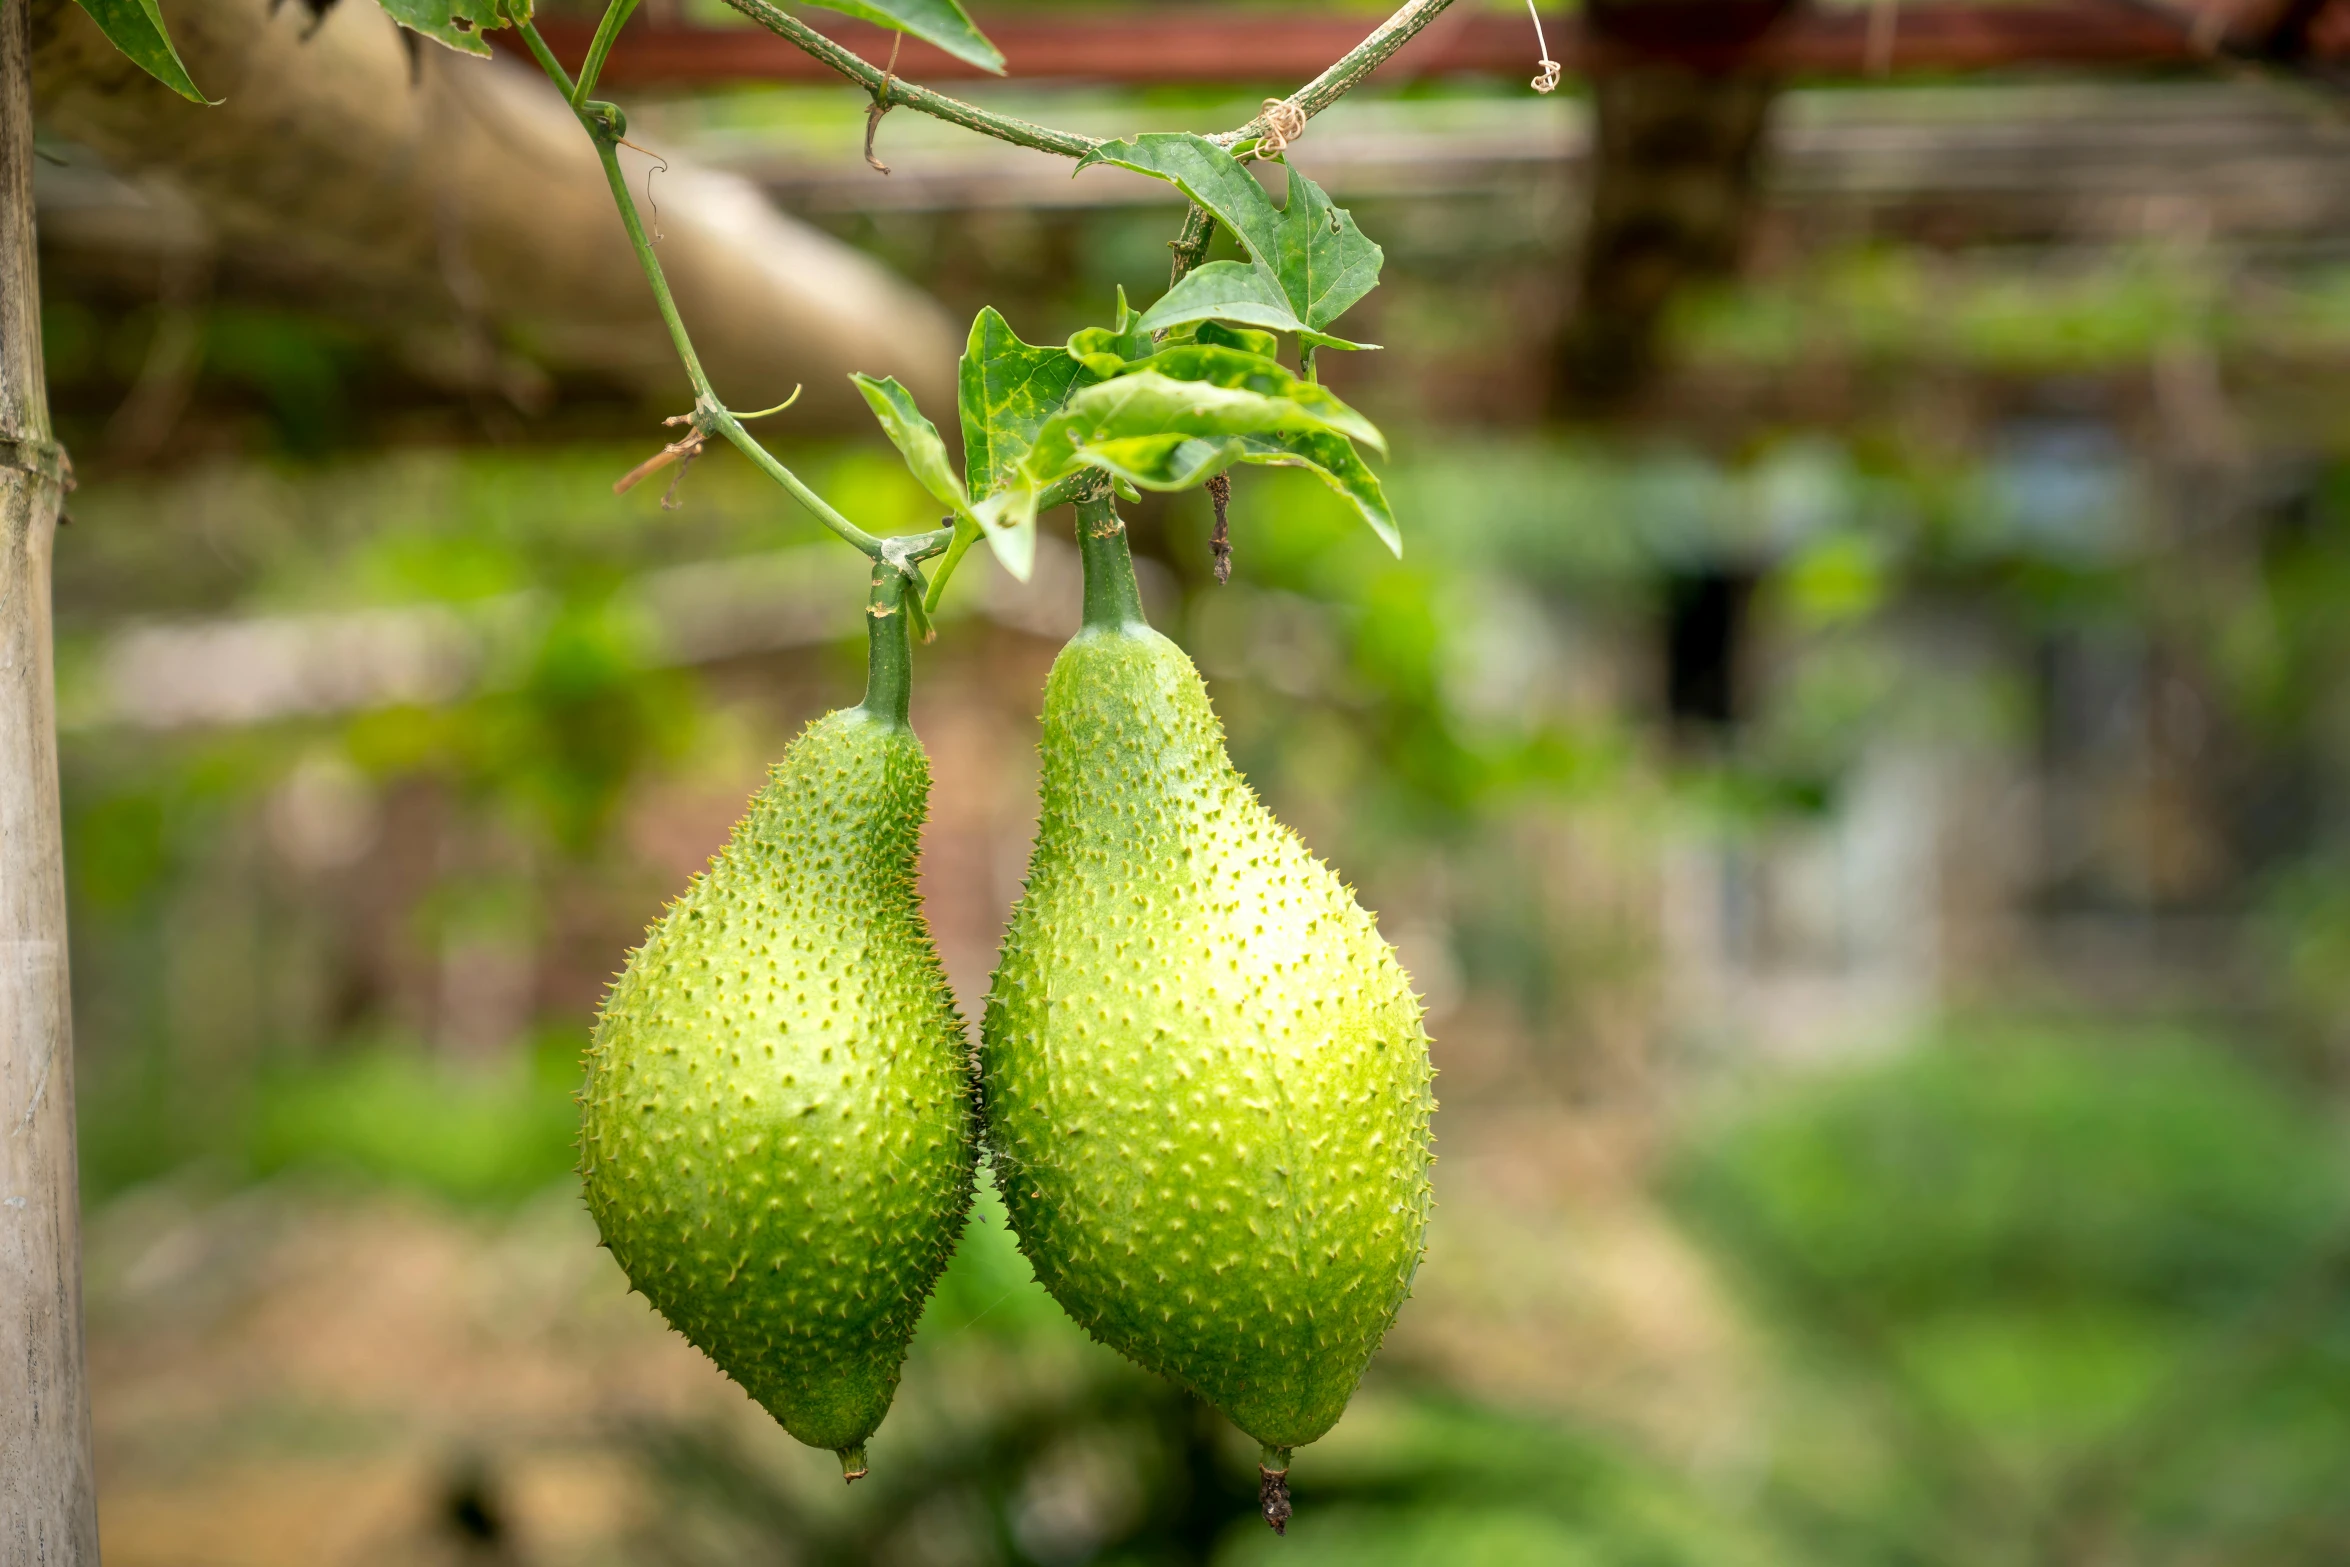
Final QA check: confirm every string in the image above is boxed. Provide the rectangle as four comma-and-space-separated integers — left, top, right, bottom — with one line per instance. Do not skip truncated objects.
1527, 0, 1561, 94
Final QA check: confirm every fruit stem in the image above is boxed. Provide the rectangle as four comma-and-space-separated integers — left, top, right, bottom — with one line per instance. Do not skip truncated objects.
837, 1444, 869, 1483
1076, 495, 1149, 633
856, 562, 914, 728
1258, 1446, 1293, 1534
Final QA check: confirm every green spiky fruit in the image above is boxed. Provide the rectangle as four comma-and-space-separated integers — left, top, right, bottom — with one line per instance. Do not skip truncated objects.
581, 586, 972, 1477
980, 505, 1435, 1462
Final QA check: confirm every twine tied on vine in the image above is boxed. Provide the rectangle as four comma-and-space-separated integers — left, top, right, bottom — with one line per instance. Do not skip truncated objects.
1526, 0, 1561, 93
1254, 97, 1307, 159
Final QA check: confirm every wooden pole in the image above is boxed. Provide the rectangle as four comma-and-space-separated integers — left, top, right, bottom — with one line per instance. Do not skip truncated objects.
0, 0, 97, 1554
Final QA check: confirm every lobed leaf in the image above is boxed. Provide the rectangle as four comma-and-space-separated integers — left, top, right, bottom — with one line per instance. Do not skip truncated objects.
798, 0, 1004, 73
1077, 134, 1289, 293
72, 0, 212, 101
1084, 134, 1385, 338
959, 308, 1097, 503
1271, 169, 1383, 333
955, 309, 1112, 582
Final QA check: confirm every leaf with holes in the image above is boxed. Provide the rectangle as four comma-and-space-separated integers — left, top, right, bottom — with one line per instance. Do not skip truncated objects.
799, 0, 1004, 73
374, 0, 524, 57
71, 0, 212, 101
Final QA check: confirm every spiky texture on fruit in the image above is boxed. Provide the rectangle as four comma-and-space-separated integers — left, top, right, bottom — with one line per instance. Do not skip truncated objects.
581, 708, 974, 1462
981, 622, 1436, 1453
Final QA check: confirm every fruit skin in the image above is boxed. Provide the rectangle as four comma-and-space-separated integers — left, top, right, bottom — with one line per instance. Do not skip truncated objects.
581, 696, 974, 1464
980, 506, 1435, 1454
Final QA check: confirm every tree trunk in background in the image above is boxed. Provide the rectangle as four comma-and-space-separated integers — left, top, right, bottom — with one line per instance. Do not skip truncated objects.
0, 0, 95, 1558
1556, 0, 1793, 415
29, 0, 961, 422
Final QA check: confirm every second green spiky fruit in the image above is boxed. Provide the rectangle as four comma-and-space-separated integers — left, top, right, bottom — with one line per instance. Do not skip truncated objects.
981, 509, 1435, 1457
581, 694, 973, 1474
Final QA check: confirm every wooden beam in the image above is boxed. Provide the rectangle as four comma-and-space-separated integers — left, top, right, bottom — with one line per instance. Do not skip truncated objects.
509, 1, 2250, 91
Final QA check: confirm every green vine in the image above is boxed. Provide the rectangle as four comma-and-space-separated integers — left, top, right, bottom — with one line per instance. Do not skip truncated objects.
513, 0, 1431, 592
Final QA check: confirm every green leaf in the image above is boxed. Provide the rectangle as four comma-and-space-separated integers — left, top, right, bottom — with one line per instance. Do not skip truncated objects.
1269, 168, 1383, 334
1065, 288, 1155, 377
1194, 321, 1282, 358
798, 0, 1004, 73
1081, 134, 1384, 336
1298, 328, 1381, 353
1237, 431, 1399, 556
1079, 134, 1288, 288
972, 373, 1301, 548
1037, 373, 1369, 473
1136, 261, 1304, 339
1112, 345, 1385, 454
1077, 434, 1240, 494
373, 0, 521, 58
959, 308, 1096, 501
71, 0, 212, 102
955, 308, 1103, 581
850, 372, 969, 516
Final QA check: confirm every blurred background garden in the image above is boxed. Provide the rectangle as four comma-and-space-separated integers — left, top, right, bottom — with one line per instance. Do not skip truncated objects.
29, 0, 2350, 1559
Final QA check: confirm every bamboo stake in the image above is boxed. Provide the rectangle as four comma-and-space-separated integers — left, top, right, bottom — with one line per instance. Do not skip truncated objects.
0, 0, 97, 1555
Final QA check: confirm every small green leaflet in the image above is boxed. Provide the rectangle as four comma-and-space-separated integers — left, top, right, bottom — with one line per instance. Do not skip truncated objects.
374, 0, 530, 58
798, 0, 1004, 73
1080, 133, 1383, 345
71, 0, 212, 103
850, 373, 969, 517
1064, 287, 1154, 378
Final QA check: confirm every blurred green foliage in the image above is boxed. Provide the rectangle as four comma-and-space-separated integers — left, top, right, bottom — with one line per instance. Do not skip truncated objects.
246, 1034, 583, 1204
1672, 1027, 2350, 1566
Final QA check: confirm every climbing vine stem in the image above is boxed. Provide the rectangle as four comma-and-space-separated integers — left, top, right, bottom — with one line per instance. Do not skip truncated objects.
522, 0, 1446, 578
572, 0, 642, 106
520, 19, 900, 560
718, 0, 1460, 163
